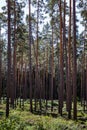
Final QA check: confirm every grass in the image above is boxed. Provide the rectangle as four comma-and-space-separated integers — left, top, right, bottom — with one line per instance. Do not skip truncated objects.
0, 100, 87, 130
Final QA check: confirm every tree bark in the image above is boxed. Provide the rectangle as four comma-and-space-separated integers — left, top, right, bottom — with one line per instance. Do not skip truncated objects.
0, 24, 2, 101
6, 0, 11, 118
59, 0, 64, 116
28, 0, 33, 112
67, 0, 72, 119
13, 0, 17, 108
73, 0, 77, 120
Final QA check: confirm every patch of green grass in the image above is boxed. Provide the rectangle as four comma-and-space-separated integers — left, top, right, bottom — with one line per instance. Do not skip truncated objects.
0, 101, 87, 130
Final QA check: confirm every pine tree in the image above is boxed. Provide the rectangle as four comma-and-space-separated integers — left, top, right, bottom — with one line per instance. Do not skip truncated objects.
28, 0, 33, 112
59, 0, 64, 116
0, 23, 2, 101
73, 0, 77, 120
6, 0, 11, 118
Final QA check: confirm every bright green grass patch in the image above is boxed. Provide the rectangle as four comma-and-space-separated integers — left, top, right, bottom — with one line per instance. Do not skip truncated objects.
0, 101, 87, 130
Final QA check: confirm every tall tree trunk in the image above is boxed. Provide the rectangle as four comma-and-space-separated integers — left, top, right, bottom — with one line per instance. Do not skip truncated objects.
23, 64, 27, 100
34, 0, 39, 111
20, 52, 23, 108
6, 0, 11, 118
83, 52, 85, 111
51, 1, 54, 111
46, 45, 48, 111
73, 0, 77, 120
28, 0, 33, 112
86, 56, 87, 108
67, 0, 72, 119
59, 0, 64, 116
81, 65, 83, 106
0, 24, 2, 101
13, 0, 17, 108
63, 0, 68, 112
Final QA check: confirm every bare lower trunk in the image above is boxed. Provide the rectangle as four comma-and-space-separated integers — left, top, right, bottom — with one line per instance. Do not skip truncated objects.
6, 0, 11, 118
59, 0, 64, 116
73, 0, 77, 120
28, 0, 33, 112
0, 25, 2, 101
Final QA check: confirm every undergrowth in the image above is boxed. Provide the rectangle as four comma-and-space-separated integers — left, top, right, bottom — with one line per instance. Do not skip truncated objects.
0, 101, 87, 130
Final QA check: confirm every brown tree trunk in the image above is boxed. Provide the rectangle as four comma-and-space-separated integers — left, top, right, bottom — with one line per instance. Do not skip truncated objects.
20, 53, 23, 108
6, 0, 11, 118
34, 0, 39, 111
86, 56, 87, 108
13, 0, 17, 108
28, 0, 33, 112
45, 45, 48, 111
67, 0, 72, 119
23, 64, 27, 100
59, 0, 64, 116
51, 1, 54, 111
0, 24, 2, 102
62, 0, 68, 112
81, 61, 83, 106
73, 0, 77, 120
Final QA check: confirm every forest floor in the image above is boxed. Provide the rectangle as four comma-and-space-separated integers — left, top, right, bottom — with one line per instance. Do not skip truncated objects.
0, 100, 87, 130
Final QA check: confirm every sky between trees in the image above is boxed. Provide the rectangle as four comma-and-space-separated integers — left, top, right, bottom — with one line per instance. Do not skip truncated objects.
0, 0, 84, 34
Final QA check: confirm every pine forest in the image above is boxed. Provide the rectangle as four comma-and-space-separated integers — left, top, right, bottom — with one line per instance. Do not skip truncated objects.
0, 0, 87, 129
